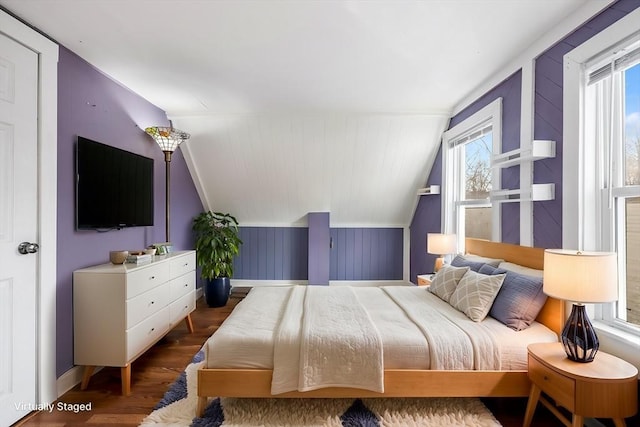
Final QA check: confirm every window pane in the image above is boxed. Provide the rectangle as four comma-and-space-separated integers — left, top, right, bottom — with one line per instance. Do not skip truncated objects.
465, 133, 492, 200
625, 197, 640, 326
464, 206, 492, 240
625, 63, 640, 185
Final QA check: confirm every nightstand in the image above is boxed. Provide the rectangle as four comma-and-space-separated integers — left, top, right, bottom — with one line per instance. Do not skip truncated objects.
417, 274, 433, 286
523, 342, 638, 427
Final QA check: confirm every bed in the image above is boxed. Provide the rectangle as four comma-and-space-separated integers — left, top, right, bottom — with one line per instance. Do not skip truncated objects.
196, 238, 564, 415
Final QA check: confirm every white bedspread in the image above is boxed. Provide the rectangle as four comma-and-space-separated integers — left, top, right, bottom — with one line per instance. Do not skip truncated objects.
204, 285, 558, 393
271, 286, 384, 394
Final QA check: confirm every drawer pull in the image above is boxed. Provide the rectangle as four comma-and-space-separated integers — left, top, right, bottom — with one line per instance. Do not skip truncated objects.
183, 262, 189, 267
149, 276, 155, 280
543, 375, 548, 381
184, 283, 189, 287
150, 301, 155, 305
150, 327, 155, 333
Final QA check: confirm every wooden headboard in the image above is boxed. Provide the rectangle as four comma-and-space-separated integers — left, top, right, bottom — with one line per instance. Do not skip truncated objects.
465, 238, 564, 337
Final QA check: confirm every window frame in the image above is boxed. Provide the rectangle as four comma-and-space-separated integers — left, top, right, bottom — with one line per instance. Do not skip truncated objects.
563, 8, 640, 338
442, 98, 502, 251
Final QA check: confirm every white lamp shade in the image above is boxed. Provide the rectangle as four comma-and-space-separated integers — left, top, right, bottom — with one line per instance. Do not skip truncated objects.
427, 233, 457, 255
543, 249, 618, 303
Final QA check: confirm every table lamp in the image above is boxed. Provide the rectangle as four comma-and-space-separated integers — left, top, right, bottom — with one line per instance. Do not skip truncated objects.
427, 233, 457, 273
543, 249, 617, 363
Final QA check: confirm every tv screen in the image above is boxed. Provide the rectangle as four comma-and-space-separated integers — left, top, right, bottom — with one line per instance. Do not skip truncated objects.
76, 136, 154, 229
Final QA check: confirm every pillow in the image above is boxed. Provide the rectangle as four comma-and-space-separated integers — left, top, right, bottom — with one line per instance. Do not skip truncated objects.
481, 264, 548, 330
449, 270, 505, 322
497, 261, 543, 278
428, 264, 470, 302
464, 253, 503, 267
450, 255, 486, 272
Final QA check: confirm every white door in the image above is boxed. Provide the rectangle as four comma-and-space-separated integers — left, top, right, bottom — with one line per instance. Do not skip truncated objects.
0, 32, 39, 426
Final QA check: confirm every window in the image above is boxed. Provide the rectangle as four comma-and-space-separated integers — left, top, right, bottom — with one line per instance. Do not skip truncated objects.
564, 13, 640, 338
442, 99, 502, 250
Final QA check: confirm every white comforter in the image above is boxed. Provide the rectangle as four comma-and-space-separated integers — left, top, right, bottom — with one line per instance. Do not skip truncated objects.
204, 285, 558, 394
272, 286, 384, 394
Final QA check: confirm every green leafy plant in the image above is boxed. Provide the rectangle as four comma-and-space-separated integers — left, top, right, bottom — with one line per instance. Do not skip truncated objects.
192, 211, 242, 280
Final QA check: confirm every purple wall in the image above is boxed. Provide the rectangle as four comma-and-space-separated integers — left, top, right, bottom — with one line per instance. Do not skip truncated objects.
308, 213, 330, 285
56, 47, 203, 377
233, 225, 403, 281
532, 0, 640, 248
409, 0, 639, 280
330, 228, 403, 281
234, 227, 308, 280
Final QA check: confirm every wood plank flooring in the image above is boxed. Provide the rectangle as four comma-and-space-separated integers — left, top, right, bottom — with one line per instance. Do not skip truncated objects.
13, 289, 636, 427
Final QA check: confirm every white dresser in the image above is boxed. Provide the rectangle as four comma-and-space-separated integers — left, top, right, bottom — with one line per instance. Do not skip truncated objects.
73, 250, 196, 395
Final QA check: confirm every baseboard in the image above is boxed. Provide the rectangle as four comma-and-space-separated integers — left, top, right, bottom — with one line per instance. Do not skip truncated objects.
231, 279, 308, 287
230, 280, 410, 287
56, 365, 103, 397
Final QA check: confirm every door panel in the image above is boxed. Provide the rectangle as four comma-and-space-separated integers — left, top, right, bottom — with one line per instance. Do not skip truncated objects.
0, 32, 39, 427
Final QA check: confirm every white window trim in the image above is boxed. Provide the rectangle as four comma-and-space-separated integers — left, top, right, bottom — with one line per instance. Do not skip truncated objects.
563, 8, 640, 344
442, 98, 502, 251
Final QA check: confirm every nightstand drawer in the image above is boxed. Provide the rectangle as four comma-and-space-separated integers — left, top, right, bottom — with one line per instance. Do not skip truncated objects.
529, 355, 575, 411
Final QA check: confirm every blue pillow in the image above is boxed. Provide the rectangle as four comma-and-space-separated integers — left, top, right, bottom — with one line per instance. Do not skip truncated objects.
450, 255, 485, 272
480, 264, 547, 331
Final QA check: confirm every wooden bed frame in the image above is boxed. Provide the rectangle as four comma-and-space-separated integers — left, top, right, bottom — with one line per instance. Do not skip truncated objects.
196, 238, 564, 415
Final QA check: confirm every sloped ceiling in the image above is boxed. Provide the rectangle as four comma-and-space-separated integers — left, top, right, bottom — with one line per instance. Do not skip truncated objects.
0, 0, 603, 226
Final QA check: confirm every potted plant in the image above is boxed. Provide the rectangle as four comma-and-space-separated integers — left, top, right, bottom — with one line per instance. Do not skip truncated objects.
193, 211, 243, 307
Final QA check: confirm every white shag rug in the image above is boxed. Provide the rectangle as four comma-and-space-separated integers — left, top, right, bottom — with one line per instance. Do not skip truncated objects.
141, 351, 502, 427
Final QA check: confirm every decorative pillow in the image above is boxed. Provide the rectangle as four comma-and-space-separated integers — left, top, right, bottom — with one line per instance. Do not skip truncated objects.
464, 253, 503, 267
497, 261, 543, 278
449, 270, 505, 322
428, 264, 470, 302
481, 264, 548, 330
451, 255, 486, 272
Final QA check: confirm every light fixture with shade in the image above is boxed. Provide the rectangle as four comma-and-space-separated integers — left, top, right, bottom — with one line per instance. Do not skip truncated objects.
145, 125, 191, 242
427, 233, 457, 273
543, 249, 618, 363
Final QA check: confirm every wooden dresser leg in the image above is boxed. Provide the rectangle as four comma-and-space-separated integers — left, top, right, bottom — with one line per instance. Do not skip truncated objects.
523, 384, 541, 427
572, 414, 584, 427
185, 313, 194, 333
121, 364, 131, 396
80, 366, 95, 390
612, 419, 626, 427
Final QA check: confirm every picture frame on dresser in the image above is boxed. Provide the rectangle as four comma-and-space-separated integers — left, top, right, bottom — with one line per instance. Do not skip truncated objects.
73, 250, 196, 395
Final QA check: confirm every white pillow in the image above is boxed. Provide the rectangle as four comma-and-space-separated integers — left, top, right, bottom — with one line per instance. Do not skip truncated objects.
449, 270, 506, 322
428, 265, 469, 302
497, 261, 543, 278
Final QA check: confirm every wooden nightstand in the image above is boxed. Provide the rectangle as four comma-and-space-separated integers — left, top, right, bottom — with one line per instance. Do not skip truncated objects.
417, 274, 433, 286
523, 342, 638, 427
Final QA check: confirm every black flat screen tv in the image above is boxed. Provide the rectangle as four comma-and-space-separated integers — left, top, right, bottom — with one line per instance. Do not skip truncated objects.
76, 136, 154, 230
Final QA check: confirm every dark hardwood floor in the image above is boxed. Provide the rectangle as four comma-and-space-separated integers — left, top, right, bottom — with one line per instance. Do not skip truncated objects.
13, 289, 635, 427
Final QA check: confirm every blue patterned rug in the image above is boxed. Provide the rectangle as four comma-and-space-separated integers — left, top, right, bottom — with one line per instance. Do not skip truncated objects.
141, 350, 501, 426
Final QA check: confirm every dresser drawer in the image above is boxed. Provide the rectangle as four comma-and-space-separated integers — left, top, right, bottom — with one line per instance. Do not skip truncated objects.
126, 307, 170, 360
169, 290, 196, 326
126, 282, 171, 328
169, 272, 195, 301
126, 262, 171, 299
170, 252, 196, 278
529, 355, 575, 411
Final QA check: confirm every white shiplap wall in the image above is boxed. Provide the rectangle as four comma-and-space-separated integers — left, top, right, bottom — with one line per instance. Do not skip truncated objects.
176, 114, 448, 227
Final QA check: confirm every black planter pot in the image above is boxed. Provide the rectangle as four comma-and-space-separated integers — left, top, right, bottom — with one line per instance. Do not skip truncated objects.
205, 277, 231, 307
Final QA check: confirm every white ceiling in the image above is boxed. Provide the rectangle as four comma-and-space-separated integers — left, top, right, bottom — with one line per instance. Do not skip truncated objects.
0, 0, 603, 226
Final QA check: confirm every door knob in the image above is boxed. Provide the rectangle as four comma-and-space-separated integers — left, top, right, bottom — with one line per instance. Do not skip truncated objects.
18, 242, 39, 254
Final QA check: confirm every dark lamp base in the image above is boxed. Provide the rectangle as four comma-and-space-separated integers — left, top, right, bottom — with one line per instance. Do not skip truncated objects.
561, 303, 599, 363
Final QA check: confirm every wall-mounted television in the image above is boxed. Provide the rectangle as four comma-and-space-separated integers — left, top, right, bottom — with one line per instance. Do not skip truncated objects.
76, 136, 154, 230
